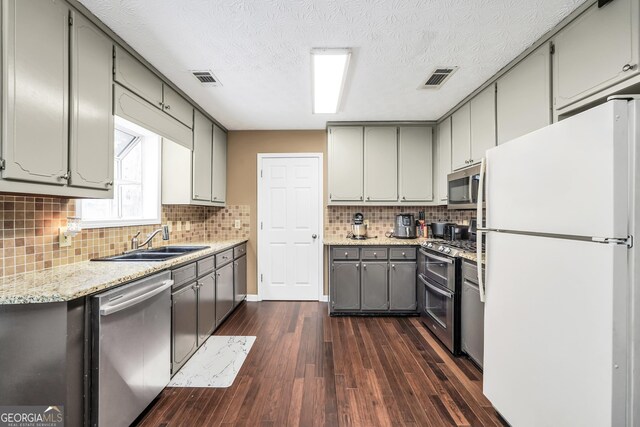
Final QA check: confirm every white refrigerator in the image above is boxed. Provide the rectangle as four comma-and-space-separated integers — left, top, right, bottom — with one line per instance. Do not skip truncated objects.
478, 98, 639, 426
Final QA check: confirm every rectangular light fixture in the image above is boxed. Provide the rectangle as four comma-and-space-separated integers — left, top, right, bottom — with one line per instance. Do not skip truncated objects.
311, 48, 351, 114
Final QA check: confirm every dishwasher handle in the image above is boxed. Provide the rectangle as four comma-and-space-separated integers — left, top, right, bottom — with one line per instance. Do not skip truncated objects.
100, 279, 174, 316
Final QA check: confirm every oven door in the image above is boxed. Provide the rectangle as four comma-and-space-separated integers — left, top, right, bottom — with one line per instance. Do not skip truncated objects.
419, 274, 456, 353
418, 248, 455, 292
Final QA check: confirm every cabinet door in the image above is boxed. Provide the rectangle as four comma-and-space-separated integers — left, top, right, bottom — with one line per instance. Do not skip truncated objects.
192, 111, 212, 201
436, 118, 452, 203
212, 125, 227, 203
114, 46, 163, 108
364, 127, 397, 201
331, 262, 360, 311
234, 255, 247, 306
69, 11, 114, 191
399, 127, 433, 202
497, 45, 551, 144
451, 103, 471, 170
389, 262, 417, 311
215, 263, 234, 326
470, 85, 496, 164
328, 127, 363, 202
172, 284, 198, 373
162, 85, 193, 128
553, 0, 638, 110
2, 0, 69, 185
197, 273, 216, 345
361, 262, 388, 311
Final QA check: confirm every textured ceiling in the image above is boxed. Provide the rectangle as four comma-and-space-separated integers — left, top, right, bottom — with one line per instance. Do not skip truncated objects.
79, 0, 587, 130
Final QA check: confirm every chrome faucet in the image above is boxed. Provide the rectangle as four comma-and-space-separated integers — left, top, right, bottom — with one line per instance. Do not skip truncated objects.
131, 225, 170, 250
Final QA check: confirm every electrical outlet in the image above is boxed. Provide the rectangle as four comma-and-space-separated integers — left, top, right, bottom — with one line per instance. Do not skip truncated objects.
364, 220, 369, 226
185, 221, 191, 231
176, 222, 182, 232
234, 219, 241, 229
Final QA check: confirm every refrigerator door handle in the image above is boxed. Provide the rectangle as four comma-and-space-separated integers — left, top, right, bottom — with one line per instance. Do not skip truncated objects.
477, 158, 486, 302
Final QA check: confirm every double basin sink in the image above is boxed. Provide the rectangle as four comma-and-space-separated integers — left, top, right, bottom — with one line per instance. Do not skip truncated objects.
92, 245, 210, 262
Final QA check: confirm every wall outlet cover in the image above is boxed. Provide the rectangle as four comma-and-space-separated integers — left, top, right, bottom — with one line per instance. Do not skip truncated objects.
234, 219, 241, 229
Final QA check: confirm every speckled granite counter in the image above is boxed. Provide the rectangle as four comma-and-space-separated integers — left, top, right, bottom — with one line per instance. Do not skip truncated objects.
324, 236, 429, 246
0, 239, 247, 305
457, 251, 485, 265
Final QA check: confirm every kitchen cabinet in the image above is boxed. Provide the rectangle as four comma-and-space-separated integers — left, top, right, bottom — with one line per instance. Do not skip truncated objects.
399, 127, 433, 202
497, 44, 551, 144
451, 103, 471, 170
215, 262, 234, 326
389, 262, 417, 311
328, 126, 364, 202
331, 261, 361, 311
553, 0, 639, 111
197, 272, 216, 346
192, 111, 213, 202
162, 85, 194, 128
436, 118, 452, 203
212, 125, 227, 204
234, 254, 247, 307
171, 282, 198, 373
364, 127, 397, 202
361, 262, 388, 310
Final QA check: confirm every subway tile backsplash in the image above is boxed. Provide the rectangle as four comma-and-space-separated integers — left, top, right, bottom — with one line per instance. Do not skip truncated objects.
0, 195, 249, 277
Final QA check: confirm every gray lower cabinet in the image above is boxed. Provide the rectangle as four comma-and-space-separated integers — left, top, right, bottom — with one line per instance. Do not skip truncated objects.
389, 262, 417, 311
361, 262, 388, 310
197, 272, 216, 346
171, 282, 198, 373
234, 255, 247, 307
331, 262, 361, 311
216, 262, 234, 326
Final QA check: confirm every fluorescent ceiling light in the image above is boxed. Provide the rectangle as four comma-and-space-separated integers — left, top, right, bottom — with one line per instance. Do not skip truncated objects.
311, 48, 351, 114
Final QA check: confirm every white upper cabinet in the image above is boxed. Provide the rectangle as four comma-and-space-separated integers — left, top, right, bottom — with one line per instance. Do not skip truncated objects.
2, 0, 69, 185
69, 11, 114, 191
328, 126, 364, 202
192, 111, 213, 202
436, 118, 452, 203
212, 125, 227, 204
162, 85, 194, 128
469, 84, 496, 162
553, 0, 639, 111
364, 127, 397, 202
451, 103, 471, 171
497, 44, 551, 144
399, 127, 433, 202
114, 46, 163, 108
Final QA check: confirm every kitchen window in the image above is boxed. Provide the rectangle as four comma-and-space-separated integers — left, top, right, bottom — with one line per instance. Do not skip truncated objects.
79, 117, 161, 228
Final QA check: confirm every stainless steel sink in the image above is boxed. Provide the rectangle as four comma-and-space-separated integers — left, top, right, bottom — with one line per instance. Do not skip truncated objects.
91, 245, 210, 262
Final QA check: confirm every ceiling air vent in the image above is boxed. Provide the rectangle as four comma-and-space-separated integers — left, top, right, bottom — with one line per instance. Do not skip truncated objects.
191, 70, 221, 86
420, 66, 458, 89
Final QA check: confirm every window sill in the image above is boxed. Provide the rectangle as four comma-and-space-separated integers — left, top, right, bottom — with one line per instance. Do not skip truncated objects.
81, 219, 162, 229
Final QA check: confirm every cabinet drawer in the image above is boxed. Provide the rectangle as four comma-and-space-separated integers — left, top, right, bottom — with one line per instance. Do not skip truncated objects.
332, 247, 360, 260
197, 255, 215, 276
361, 248, 387, 260
172, 262, 197, 289
389, 248, 416, 260
216, 249, 234, 266
234, 243, 247, 258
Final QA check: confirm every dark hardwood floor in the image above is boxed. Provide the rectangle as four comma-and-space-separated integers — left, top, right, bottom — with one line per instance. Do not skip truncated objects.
136, 302, 506, 427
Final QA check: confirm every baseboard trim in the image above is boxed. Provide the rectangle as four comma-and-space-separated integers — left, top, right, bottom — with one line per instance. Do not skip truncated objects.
246, 294, 261, 302
319, 295, 329, 302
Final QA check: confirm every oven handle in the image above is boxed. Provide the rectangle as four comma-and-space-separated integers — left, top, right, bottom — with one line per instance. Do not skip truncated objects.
419, 274, 453, 299
419, 249, 454, 265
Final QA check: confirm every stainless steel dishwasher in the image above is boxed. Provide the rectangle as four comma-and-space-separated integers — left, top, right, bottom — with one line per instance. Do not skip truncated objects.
92, 271, 173, 427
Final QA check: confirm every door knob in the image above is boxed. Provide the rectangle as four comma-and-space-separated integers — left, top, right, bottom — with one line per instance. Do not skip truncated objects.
312, 234, 317, 239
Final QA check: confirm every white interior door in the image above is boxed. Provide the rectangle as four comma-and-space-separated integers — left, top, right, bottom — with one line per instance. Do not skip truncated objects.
259, 155, 322, 300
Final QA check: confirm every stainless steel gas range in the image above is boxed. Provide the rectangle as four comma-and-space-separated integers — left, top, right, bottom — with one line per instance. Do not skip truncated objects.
418, 239, 482, 354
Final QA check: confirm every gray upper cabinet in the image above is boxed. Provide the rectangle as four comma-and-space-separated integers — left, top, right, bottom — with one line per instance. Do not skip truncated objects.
69, 11, 114, 191
212, 125, 227, 204
399, 127, 433, 202
553, 0, 639, 111
436, 118, 452, 203
389, 262, 417, 311
469, 85, 496, 163
451, 103, 471, 170
114, 46, 163, 108
162, 85, 193, 128
361, 262, 388, 310
192, 111, 213, 202
332, 262, 361, 311
497, 44, 551, 144
328, 126, 364, 202
2, 0, 69, 185
364, 127, 397, 202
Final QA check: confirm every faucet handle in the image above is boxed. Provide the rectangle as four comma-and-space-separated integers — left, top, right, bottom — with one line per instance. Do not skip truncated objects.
162, 224, 170, 240
131, 231, 141, 250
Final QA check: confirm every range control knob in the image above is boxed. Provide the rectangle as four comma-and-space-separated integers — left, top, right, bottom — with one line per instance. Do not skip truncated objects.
427, 243, 433, 248
444, 248, 451, 254
438, 246, 444, 252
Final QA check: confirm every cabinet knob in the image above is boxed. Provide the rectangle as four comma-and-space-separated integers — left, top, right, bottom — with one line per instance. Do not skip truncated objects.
391, 264, 395, 268
355, 263, 359, 268
59, 171, 70, 180
105, 181, 113, 187
312, 234, 318, 239
359, 196, 363, 200
401, 252, 406, 256
344, 252, 348, 256
194, 194, 199, 198
164, 104, 171, 110
363, 264, 367, 269
158, 101, 164, 107
213, 196, 217, 200
402, 196, 406, 200
623, 63, 636, 72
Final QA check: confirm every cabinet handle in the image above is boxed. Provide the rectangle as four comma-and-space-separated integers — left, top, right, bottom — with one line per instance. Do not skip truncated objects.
373, 252, 377, 256
164, 104, 171, 110
344, 252, 349, 256
59, 171, 70, 180
391, 264, 395, 269
401, 252, 405, 256
402, 196, 406, 200
366, 196, 370, 200
363, 264, 367, 269
355, 263, 359, 268
359, 196, 363, 200
623, 64, 637, 72
158, 101, 164, 107
105, 181, 113, 187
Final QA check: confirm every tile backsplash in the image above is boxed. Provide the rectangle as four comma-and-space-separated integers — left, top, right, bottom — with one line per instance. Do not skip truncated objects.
0, 195, 249, 277
324, 205, 476, 238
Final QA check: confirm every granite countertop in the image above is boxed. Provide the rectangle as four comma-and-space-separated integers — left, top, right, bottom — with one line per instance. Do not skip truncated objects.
324, 236, 429, 246
0, 239, 247, 305
457, 251, 485, 265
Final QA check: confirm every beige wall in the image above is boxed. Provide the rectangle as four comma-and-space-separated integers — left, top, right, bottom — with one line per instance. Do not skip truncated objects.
226, 130, 327, 295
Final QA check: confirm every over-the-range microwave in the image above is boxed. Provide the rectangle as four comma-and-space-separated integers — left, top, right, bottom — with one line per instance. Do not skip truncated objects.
447, 164, 484, 210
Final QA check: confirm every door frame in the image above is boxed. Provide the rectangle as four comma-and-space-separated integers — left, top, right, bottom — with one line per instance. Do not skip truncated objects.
257, 153, 324, 301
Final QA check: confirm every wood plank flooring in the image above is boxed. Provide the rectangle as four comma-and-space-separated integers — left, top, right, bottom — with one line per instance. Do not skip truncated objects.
135, 302, 506, 427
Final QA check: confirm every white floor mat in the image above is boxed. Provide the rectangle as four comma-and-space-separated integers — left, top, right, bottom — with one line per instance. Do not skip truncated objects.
169, 336, 256, 388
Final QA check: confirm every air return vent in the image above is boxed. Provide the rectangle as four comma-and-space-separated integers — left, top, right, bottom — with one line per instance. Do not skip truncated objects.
420, 66, 458, 89
191, 70, 221, 86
